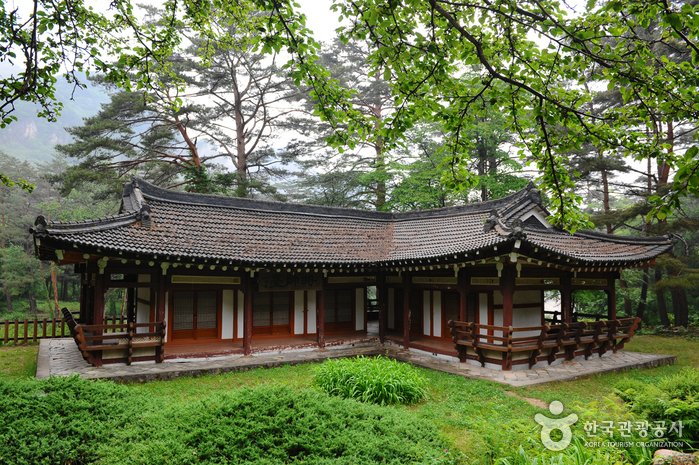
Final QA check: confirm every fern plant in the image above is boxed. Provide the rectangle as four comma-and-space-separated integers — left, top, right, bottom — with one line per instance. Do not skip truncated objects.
315, 355, 428, 405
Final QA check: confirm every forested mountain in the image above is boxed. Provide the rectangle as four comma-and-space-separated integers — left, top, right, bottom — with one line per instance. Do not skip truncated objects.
0, 72, 108, 163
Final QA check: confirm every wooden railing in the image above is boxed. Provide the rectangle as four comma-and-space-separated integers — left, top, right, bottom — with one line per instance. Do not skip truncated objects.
544, 310, 609, 324
448, 317, 641, 370
0, 314, 129, 345
63, 308, 165, 367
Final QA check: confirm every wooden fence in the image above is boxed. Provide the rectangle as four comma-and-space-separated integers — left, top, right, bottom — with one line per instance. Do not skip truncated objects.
0, 315, 128, 345
448, 317, 641, 370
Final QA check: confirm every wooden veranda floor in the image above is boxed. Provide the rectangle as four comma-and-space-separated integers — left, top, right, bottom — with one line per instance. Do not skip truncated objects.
164, 330, 378, 359
384, 332, 458, 357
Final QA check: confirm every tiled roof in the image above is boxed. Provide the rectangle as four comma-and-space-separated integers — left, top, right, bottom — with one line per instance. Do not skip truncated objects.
31, 179, 675, 266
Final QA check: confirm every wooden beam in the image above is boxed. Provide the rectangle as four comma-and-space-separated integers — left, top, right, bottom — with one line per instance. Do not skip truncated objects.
93, 272, 105, 367
244, 277, 253, 355
501, 265, 514, 328
559, 273, 570, 324
458, 270, 468, 322
378, 271, 386, 342
317, 279, 325, 349
156, 271, 166, 323
403, 273, 410, 349
79, 273, 86, 322
607, 281, 617, 320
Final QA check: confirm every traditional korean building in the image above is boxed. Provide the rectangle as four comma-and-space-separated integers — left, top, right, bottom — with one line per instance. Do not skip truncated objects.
31, 179, 675, 369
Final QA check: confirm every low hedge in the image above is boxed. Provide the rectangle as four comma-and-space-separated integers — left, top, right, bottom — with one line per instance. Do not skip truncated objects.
0, 375, 454, 464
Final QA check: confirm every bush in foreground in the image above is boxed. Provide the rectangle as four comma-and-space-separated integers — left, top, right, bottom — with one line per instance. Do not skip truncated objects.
315, 355, 428, 405
0, 375, 453, 464
615, 368, 699, 446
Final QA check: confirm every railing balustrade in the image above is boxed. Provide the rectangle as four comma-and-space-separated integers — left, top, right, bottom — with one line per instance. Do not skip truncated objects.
448, 317, 640, 370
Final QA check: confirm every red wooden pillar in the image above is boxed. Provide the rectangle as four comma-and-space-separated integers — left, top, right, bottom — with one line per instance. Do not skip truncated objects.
156, 271, 166, 323
243, 276, 253, 355
79, 272, 86, 322
607, 278, 617, 320
317, 278, 326, 349
458, 271, 468, 322
501, 265, 514, 328
378, 271, 386, 342
402, 273, 410, 349
561, 274, 572, 324
126, 284, 136, 324
93, 271, 105, 367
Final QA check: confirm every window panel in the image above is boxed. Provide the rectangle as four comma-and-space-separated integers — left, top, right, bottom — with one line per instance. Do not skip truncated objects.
173, 291, 194, 331
272, 292, 290, 325
324, 290, 336, 323
197, 291, 217, 329
444, 292, 460, 323
253, 291, 271, 326
337, 289, 352, 322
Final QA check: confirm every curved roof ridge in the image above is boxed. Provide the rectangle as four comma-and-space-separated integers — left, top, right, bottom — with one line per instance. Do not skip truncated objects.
45, 212, 138, 228
32, 211, 140, 236
132, 177, 537, 222
571, 228, 673, 244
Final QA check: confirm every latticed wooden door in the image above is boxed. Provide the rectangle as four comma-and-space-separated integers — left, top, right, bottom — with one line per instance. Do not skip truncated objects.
171, 290, 219, 340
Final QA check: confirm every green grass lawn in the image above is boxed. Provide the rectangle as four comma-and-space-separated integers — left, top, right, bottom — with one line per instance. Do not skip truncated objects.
0, 335, 695, 464
0, 344, 38, 379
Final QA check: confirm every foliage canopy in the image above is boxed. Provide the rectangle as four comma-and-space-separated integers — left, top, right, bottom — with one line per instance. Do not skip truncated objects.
5, 0, 699, 229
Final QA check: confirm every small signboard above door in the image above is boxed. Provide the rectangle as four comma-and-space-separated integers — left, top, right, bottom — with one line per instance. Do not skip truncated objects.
412, 276, 458, 285
515, 277, 560, 286
327, 276, 376, 284
470, 277, 500, 285
258, 271, 322, 291
171, 275, 241, 285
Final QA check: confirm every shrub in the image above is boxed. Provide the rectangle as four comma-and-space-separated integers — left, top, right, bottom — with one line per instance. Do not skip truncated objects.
102, 385, 453, 464
0, 375, 453, 464
0, 375, 146, 464
315, 355, 428, 405
615, 368, 699, 446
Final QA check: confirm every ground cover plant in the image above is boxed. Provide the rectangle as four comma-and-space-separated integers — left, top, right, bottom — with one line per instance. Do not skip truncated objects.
0, 374, 456, 465
315, 355, 428, 405
615, 368, 699, 447
2, 334, 698, 464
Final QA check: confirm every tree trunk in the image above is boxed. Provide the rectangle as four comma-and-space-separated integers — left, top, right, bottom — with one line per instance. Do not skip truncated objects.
618, 274, 633, 317
233, 74, 248, 198
120, 289, 127, 318
671, 288, 689, 327
654, 267, 671, 326
1, 200, 8, 314
636, 267, 649, 321
50, 262, 60, 318
372, 101, 386, 210
28, 292, 37, 314
597, 147, 612, 234
5, 290, 12, 314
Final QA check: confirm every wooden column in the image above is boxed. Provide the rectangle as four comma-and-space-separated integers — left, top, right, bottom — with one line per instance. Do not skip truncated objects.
607, 278, 617, 320
243, 276, 253, 355
79, 272, 86, 322
458, 270, 468, 322
378, 271, 386, 342
126, 283, 136, 324
317, 278, 326, 349
501, 265, 514, 328
93, 272, 105, 367
402, 273, 410, 349
561, 273, 574, 360
156, 271, 166, 323
561, 273, 572, 324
